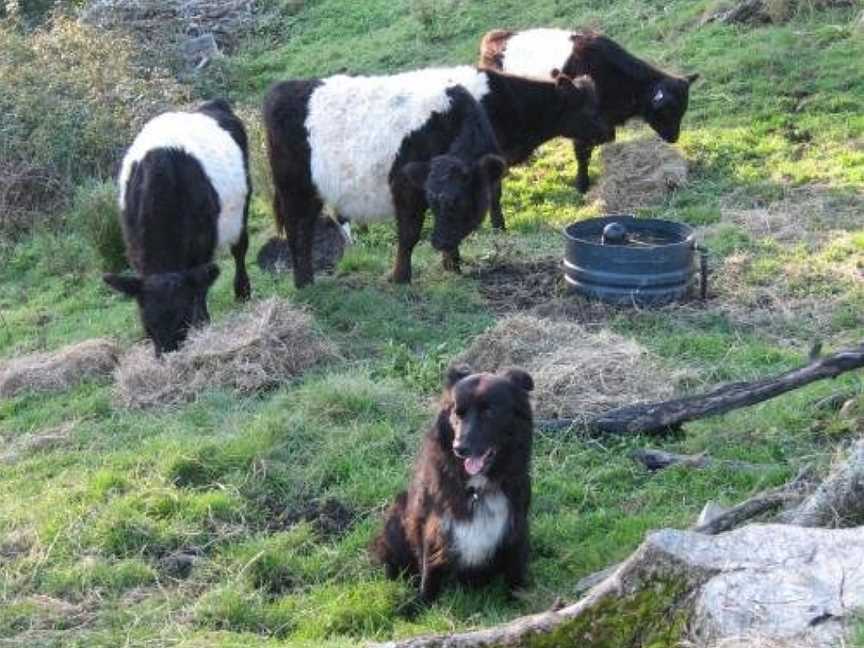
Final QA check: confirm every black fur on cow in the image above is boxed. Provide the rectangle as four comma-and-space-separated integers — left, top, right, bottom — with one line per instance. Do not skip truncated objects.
479, 67, 612, 229
104, 99, 251, 356
564, 32, 698, 192
372, 365, 534, 606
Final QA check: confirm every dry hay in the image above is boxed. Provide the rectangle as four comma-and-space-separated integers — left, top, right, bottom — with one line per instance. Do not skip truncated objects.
115, 298, 338, 409
0, 421, 77, 465
588, 137, 687, 214
699, 185, 864, 248
257, 217, 347, 275
0, 339, 120, 399
456, 315, 678, 418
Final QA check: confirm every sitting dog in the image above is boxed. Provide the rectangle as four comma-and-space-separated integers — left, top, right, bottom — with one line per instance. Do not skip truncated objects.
372, 365, 534, 603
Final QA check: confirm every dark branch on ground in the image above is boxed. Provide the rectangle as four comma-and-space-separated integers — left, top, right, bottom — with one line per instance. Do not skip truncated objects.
538, 342, 864, 437
629, 448, 774, 472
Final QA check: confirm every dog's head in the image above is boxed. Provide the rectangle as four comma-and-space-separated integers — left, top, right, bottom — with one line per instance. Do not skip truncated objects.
440, 365, 534, 478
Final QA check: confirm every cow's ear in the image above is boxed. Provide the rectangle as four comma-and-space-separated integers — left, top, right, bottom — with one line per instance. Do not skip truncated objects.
186, 263, 220, 288
478, 154, 506, 184
445, 364, 472, 389
103, 273, 142, 298
501, 367, 534, 392
402, 161, 431, 190
685, 73, 700, 86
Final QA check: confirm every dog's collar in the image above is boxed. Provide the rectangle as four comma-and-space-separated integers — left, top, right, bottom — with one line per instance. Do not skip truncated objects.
466, 474, 491, 500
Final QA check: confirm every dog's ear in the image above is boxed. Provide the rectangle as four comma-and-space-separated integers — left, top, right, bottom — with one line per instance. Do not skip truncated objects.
444, 364, 472, 390
501, 367, 534, 392
436, 408, 455, 448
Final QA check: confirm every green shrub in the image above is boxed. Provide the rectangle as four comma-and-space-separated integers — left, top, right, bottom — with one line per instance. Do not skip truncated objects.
0, 16, 188, 232
67, 179, 126, 272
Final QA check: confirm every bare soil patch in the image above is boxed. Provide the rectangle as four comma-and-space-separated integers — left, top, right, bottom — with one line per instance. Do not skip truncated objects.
469, 256, 617, 326
115, 298, 338, 409
456, 314, 682, 419
588, 137, 688, 214
266, 497, 357, 539
0, 339, 119, 399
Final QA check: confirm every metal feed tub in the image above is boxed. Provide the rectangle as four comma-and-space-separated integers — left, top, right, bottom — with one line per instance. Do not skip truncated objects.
563, 215, 707, 307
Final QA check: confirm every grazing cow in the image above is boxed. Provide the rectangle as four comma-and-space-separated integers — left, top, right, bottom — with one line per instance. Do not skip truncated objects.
264, 66, 607, 284
264, 74, 506, 288
372, 365, 535, 605
104, 99, 251, 356
480, 28, 698, 194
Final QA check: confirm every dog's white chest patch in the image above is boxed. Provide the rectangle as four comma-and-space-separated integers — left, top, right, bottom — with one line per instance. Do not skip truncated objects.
450, 485, 510, 568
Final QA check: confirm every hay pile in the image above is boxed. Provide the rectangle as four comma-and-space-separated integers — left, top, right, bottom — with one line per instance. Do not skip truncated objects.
115, 298, 338, 409
0, 339, 120, 399
456, 315, 678, 419
589, 137, 687, 214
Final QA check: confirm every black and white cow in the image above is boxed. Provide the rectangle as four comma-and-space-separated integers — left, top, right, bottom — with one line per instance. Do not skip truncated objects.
104, 99, 251, 356
264, 66, 607, 282
480, 28, 698, 195
264, 72, 507, 288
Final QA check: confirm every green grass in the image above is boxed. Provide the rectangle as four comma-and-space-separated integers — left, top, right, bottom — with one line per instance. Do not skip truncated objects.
2, 0, 864, 646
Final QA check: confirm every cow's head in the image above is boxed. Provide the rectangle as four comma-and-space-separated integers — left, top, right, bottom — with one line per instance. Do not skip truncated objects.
442, 365, 534, 478
103, 263, 220, 356
402, 153, 506, 253
644, 74, 698, 143
551, 71, 614, 145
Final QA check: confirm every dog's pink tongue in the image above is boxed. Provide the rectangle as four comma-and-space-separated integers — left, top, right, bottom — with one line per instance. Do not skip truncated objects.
464, 456, 484, 476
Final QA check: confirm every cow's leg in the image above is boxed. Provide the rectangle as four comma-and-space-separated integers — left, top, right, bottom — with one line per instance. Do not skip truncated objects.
574, 140, 593, 194
392, 191, 425, 284
231, 228, 251, 301
279, 188, 321, 289
489, 179, 506, 231
441, 247, 461, 274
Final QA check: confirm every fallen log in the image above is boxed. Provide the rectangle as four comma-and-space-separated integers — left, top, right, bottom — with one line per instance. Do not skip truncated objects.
539, 342, 864, 437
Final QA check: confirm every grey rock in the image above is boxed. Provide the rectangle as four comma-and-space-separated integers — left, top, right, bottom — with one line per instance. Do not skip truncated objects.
645, 524, 864, 647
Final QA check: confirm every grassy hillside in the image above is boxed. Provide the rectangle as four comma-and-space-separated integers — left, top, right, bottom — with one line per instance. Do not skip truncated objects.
2, 1, 863, 646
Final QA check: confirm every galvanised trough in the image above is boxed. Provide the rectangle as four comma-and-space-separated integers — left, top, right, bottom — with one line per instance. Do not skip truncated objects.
563, 215, 707, 307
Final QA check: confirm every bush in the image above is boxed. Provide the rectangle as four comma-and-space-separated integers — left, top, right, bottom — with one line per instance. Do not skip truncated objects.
0, 15, 189, 233
67, 179, 126, 272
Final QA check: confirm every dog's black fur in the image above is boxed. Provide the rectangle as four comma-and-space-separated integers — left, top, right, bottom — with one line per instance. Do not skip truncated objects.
372, 366, 534, 604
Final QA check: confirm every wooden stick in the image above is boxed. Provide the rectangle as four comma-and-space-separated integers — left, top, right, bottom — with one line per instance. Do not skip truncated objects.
539, 343, 864, 437
783, 439, 864, 528
629, 448, 773, 472
693, 468, 812, 535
